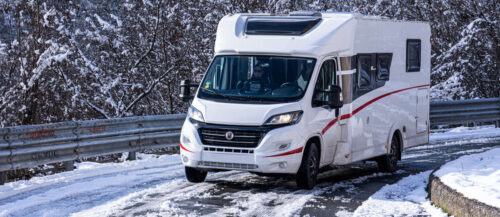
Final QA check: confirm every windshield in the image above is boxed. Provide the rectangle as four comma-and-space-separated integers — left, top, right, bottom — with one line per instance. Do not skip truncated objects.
198, 55, 316, 103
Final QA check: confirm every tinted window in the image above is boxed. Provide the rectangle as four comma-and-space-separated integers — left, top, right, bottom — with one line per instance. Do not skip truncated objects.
246, 17, 321, 35
377, 53, 392, 80
312, 60, 335, 107
407, 39, 421, 72
358, 55, 371, 89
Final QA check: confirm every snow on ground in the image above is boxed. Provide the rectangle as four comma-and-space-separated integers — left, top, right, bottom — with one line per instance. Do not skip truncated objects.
353, 171, 447, 217
434, 148, 500, 208
406, 125, 500, 154
430, 125, 500, 142
71, 169, 395, 217
0, 152, 400, 217
0, 154, 183, 217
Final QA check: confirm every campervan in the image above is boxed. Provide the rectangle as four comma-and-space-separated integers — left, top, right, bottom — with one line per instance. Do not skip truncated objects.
179, 12, 430, 189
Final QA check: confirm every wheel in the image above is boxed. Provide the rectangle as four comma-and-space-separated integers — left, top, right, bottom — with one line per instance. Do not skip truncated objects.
296, 143, 319, 189
185, 166, 207, 183
377, 134, 400, 172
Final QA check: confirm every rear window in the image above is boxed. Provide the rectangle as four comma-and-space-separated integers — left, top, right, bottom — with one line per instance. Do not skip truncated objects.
245, 17, 321, 36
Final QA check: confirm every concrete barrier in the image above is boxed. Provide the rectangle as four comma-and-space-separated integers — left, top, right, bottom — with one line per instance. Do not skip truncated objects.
428, 170, 500, 217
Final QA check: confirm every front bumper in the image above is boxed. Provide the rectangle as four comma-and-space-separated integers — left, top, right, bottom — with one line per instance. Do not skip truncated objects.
179, 119, 307, 174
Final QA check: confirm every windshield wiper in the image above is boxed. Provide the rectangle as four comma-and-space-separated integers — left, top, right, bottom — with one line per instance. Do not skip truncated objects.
236, 95, 287, 102
201, 89, 290, 102
201, 88, 239, 101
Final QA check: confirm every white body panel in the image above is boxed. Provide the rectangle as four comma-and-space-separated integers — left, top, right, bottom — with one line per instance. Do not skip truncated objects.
180, 12, 430, 174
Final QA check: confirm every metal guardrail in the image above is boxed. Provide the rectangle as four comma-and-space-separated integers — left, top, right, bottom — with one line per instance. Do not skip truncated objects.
430, 98, 500, 126
0, 98, 499, 184
0, 114, 186, 184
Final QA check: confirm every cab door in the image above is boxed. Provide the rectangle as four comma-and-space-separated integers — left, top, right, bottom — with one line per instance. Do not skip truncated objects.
310, 58, 343, 166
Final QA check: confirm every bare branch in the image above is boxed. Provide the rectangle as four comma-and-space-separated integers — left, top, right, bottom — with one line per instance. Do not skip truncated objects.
129, 0, 162, 72
85, 100, 111, 119
120, 65, 175, 117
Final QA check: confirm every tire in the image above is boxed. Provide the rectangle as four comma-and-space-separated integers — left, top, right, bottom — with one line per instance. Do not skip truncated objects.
185, 166, 207, 183
296, 143, 319, 189
377, 134, 400, 172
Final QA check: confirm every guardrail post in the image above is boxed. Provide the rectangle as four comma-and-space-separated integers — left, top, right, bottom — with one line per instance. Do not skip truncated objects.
496, 120, 500, 128
0, 171, 6, 185
127, 152, 136, 161
64, 161, 74, 171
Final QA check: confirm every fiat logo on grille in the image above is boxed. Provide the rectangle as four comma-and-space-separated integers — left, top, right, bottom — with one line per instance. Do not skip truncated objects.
225, 131, 234, 140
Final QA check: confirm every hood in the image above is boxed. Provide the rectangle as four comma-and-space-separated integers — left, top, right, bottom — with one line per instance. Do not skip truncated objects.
191, 98, 302, 126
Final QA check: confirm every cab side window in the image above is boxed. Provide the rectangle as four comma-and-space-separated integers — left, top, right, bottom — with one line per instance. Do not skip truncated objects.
357, 55, 372, 89
377, 53, 392, 80
312, 60, 336, 107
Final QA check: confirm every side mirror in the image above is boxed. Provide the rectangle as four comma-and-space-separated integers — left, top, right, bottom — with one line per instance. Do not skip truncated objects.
326, 85, 343, 109
313, 84, 344, 109
179, 79, 199, 102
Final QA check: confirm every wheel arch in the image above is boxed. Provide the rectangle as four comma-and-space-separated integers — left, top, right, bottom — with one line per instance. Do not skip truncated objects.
303, 135, 322, 165
387, 123, 404, 160
392, 129, 403, 160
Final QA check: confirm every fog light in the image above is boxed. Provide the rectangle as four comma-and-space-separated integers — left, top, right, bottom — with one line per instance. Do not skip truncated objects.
182, 155, 189, 163
279, 162, 287, 168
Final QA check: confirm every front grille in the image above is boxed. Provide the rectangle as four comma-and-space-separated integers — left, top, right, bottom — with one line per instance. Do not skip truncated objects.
203, 146, 254, 154
199, 127, 265, 148
199, 161, 258, 170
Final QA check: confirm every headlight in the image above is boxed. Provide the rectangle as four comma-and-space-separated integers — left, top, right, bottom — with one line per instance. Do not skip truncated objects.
188, 106, 205, 122
264, 111, 303, 126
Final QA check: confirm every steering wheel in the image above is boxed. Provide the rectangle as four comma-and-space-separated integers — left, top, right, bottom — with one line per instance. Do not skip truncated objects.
238, 80, 270, 94
280, 82, 303, 92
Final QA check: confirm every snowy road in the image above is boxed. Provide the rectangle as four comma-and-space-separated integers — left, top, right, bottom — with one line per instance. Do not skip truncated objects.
1, 127, 500, 217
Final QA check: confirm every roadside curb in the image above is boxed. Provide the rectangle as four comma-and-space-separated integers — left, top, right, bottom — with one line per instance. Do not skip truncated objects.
428, 168, 500, 217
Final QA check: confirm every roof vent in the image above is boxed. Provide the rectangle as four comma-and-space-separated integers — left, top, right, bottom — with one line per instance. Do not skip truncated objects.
245, 17, 321, 36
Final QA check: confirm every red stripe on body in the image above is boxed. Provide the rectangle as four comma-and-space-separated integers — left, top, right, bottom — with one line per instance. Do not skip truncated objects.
180, 142, 192, 153
321, 84, 430, 134
265, 147, 303, 157
321, 117, 338, 135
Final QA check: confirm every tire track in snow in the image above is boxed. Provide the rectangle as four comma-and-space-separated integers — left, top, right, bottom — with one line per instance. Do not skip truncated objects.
73, 167, 396, 217
71, 170, 246, 217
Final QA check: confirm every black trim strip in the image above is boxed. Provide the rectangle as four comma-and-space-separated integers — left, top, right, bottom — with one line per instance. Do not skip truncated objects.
245, 17, 321, 36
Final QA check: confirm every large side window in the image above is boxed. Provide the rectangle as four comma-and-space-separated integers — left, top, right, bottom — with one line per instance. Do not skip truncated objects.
312, 60, 336, 107
406, 39, 421, 72
377, 53, 392, 80
357, 55, 372, 89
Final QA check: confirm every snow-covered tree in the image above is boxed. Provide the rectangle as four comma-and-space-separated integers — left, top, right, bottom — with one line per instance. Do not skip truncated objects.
0, 0, 498, 127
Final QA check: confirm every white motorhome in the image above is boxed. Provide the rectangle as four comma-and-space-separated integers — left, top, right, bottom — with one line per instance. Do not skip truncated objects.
179, 12, 430, 189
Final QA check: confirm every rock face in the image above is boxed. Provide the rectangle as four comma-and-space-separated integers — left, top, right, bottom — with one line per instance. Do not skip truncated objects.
428, 172, 500, 217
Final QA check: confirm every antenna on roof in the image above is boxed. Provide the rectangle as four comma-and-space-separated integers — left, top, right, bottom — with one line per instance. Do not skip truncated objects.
289, 11, 322, 17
